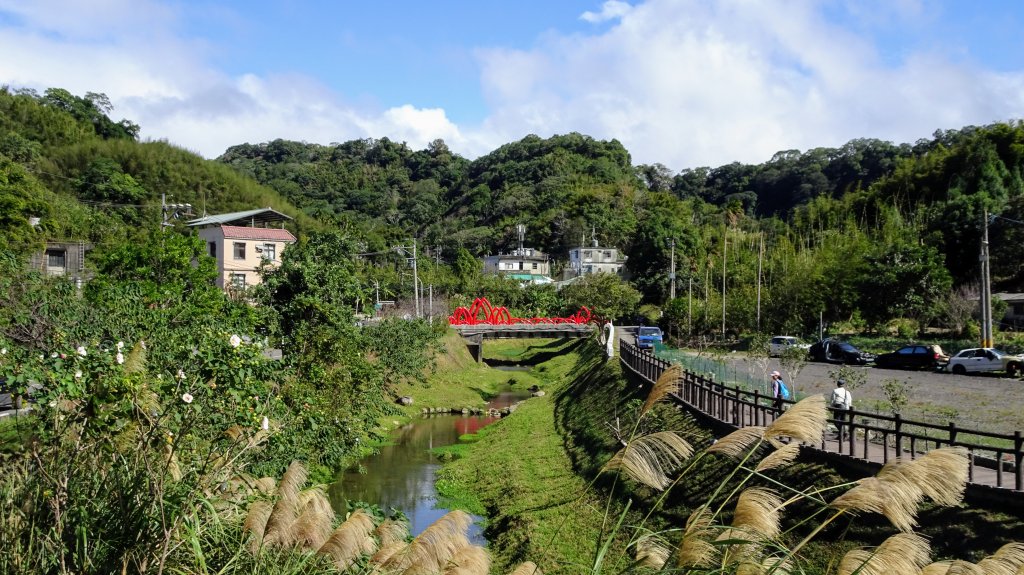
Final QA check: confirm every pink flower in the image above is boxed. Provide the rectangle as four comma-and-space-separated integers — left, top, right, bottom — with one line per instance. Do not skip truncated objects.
181, 393, 194, 404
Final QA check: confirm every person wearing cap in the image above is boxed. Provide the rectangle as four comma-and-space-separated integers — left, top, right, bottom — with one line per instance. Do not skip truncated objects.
830, 378, 853, 440
770, 370, 786, 414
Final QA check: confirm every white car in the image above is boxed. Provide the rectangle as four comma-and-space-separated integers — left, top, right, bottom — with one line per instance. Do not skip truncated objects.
769, 336, 811, 358
946, 348, 1024, 376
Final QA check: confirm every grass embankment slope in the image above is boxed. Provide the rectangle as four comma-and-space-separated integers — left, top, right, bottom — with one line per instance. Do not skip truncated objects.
434, 335, 631, 575
436, 337, 1024, 575
391, 331, 567, 417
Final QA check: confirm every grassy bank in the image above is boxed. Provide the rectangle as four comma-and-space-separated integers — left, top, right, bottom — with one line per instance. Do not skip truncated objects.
391, 331, 579, 418
434, 337, 634, 575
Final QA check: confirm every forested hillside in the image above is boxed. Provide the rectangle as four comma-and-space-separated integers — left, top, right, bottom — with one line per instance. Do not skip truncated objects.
3, 85, 1024, 335
216, 120, 1024, 335
0, 87, 309, 259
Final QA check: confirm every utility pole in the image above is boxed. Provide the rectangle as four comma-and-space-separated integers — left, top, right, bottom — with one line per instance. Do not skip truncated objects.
393, 241, 421, 319
161, 193, 192, 233
669, 238, 676, 300
413, 238, 420, 319
981, 209, 993, 348
721, 232, 727, 341
756, 232, 763, 331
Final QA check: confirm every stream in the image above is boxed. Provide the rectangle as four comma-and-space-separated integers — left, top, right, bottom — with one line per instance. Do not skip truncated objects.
329, 383, 533, 543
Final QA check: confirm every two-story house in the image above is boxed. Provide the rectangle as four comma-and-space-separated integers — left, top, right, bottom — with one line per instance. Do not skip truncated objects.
483, 248, 553, 284
187, 208, 296, 290
566, 242, 626, 278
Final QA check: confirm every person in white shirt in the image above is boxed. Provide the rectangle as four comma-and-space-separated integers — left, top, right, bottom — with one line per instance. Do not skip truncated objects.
830, 379, 852, 440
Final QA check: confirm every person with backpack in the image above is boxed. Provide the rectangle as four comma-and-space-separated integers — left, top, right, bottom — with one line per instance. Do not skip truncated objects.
830, 378, 853, 440
770, 370, 789, 414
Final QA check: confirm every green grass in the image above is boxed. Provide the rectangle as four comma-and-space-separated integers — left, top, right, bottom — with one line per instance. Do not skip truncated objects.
434, 389, 631, 575
391, 333, 582, 418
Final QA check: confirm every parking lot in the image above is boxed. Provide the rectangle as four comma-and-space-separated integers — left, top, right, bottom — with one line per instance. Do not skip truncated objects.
755, 357, 1024, 433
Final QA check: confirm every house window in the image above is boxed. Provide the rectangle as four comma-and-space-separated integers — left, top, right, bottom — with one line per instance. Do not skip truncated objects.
229, 273, 246, 289
604, 251, 612, 259
208, 242, 217, 258
46, 249, 66, 269
233, 242, 246, 259
532, 262, 538, 270
261, 243, 276, 260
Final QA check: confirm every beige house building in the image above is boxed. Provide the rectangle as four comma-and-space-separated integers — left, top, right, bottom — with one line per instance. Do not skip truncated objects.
188, 208, 296, 290
29, 241, 92, 286
483, 248, 553, 284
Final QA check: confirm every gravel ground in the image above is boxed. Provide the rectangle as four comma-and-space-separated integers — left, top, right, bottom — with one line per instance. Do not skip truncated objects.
617, 327, 1024, 434
739, 355, 1024, 434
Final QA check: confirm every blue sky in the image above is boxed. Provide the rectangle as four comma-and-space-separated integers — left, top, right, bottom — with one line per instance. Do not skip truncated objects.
1, 0, 1023, 170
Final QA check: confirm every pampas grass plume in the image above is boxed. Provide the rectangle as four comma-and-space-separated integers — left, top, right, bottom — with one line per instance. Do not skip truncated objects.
977, 542, 1024, 575
879, 447, 969, 507
755, 442, 801, 472
676, 508, 718, 568
278, 461, 308, 502
634, 534, 671, 570
642, 364, 682, 416
733, 488, 782, 539
765, 396, 828, 443
243, 500, 273, 550
443, 545, 490, 575
708, 427, 765, 459
602, 431, 693, 490
830, 476, 922, 533
376, 519, 411, 548
838, 533, 931, 575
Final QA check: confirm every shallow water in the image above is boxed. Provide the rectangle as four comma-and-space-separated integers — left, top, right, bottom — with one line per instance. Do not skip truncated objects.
330, 385, 533, 543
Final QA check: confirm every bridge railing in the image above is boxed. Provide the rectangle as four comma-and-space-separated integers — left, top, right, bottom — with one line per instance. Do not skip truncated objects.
619, 340, 1024, 492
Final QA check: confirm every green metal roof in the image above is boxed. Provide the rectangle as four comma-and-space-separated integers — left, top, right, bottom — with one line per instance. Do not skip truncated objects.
187, 208, 292, 227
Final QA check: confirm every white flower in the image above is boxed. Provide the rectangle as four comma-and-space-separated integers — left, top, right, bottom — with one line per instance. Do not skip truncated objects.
39, 354, 44, 360
74, 370, 82, 379
50, 352, 58, 358
0, 347, 6, 355
156, 373, 162, 379
181, 392, 193, 404
176, 369, 186, 380
76, 346, 87, 357
140, 340, 146, 349
261, 416, 269, 431
116, 341, 124, 350
116, 352, 125, 365
229, 334, 242, 348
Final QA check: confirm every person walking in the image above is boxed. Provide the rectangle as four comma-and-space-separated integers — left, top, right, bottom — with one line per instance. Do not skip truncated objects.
770, 370, 787, 414
830, 378, 853, 440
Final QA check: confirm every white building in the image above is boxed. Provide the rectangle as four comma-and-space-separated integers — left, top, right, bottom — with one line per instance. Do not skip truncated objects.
567, 243, 626, 278
187, 208, 296, 291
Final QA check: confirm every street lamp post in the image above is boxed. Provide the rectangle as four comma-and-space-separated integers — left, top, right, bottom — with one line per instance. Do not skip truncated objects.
981, 209, 993, 348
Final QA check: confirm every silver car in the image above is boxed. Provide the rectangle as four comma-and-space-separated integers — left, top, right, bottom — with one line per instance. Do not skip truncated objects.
769, 336, 810, 357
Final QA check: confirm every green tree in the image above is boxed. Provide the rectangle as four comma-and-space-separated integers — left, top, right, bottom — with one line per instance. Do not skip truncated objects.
560, 273, 641, 323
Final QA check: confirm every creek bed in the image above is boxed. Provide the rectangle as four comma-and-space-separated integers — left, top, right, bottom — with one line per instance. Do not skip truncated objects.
329, 384, 533, 542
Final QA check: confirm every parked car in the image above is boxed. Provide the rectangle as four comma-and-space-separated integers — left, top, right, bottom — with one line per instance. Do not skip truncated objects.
808, 339, 874, 364
636, 326, 664, 350
946, 348, 1024, 376
873, 344, 949, 370
768, 336, 811, 357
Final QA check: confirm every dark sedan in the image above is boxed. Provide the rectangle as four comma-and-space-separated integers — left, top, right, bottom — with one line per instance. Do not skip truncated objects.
808, 339, 874, 365
873, 344, 949, 370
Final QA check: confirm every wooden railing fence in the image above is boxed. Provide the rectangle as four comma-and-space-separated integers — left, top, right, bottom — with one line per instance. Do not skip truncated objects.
619, 340, 1024, 492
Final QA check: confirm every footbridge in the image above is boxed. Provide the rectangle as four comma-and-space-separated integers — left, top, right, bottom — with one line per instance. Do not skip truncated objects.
619, 340, 1024, 504
449, 298, 597, 362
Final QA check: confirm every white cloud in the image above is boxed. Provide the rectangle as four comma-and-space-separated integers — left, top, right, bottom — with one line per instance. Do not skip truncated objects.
473, 0, 1024, 169
580, 1, 633, 24
1, 0, 1022, 171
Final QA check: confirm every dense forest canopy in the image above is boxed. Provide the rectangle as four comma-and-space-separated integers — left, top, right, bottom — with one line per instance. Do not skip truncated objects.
3, 85, 1024, 336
